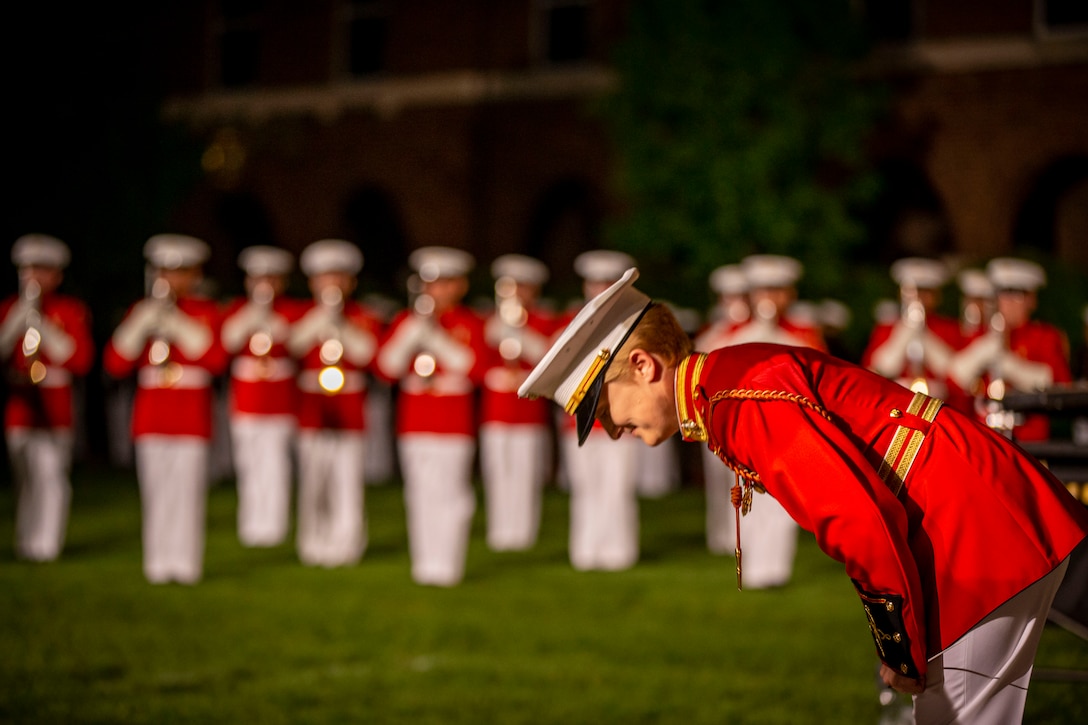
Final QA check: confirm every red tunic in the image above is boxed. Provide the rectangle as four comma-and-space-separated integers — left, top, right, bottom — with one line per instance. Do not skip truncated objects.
377, 306, 489, 436
862, 314, 967, 411
294, 299, 383, 431
103, 297, 227, 440
1003, 322, 1071, 441
480, 308, 560, 426
676, 344, 1088, 678
221, 296, 307, 417
1, 293, 95, 430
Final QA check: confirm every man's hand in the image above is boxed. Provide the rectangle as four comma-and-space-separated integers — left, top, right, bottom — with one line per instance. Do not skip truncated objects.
880, 663, 925, 694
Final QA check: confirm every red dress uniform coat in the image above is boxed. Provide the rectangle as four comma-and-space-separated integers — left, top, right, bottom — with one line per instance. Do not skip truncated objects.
294, 299, 383, 431
221, 296, 307, 417
480, 309, 560, 426
676, 343, 1088, 678
377, 307, 489, 436
103, 297, 228, 439
1002, 321, 1072, 441
1, 293, 94, 430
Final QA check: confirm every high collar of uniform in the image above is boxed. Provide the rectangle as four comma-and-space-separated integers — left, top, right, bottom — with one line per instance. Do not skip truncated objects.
675, 353, 708, 442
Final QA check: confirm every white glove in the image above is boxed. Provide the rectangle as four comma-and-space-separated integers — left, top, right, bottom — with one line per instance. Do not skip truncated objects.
110, 300, 165, 361
0, 300, 33, 360
36, 317, 77, 365
339, 323, 378, 367
998, 353, 1053, 391
376, 316, 430, 377
869, 322, 914, 378
920, 331, 954, 378
222, 302, 280, 353
286, 305, 337, 358
420, 326, 474, 374
947, 333, 1003, 390
158, 308, 213, 359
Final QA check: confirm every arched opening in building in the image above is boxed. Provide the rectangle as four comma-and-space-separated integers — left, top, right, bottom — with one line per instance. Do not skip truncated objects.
1014, 155, 1088, 274
863, 160, 952, 265
525, 177, 604, 303
343, 185, 409, 302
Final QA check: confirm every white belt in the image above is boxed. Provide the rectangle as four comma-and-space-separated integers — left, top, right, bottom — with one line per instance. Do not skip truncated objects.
401, 373, 473, 396
138, 364, 212, 390
231, 356, 297, 382
298, 369, 366, 394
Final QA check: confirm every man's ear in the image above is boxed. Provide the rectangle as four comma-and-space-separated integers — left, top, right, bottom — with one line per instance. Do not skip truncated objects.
628, 348, 659, 382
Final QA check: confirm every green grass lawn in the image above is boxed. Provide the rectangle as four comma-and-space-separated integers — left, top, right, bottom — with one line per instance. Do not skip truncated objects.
1, 465, 1085, 724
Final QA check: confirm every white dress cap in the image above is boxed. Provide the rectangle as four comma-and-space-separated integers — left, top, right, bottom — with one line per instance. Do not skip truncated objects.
519, 267, 650, 445
709, 264, 748, 295
238, 245, 294, 277
986, 257, 1045, 292
741, 254, 802, 289
491, 254, 549, 285
573, 250, 636, 283
144, 234, 210, 270
890, 257, 949, 290
409, 246, 474, 281
12, 234, 71, 269
956, 269, 993, 299
300, 239, 363, 276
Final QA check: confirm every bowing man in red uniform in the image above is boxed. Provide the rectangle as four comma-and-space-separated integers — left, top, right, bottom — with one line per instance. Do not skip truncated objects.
288, 240, 382, 568
862, 257, 964, 406
376, 246, 489, 586
0, 235, 94, 561
948, 257, 1072, 441
103, 235, 227, 584
221, 245, 305, 547
479, 254, 558, 551
519, 268, 1088, 724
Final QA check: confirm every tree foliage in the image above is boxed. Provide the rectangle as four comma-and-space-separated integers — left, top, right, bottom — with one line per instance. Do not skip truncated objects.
596, 0, 889, 310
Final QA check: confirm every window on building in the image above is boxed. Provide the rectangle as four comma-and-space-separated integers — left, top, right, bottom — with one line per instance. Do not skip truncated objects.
217, 0, 263, 88
535, 0, 592, 65
346, 0, 390, 77
1037, 0, 1088, 37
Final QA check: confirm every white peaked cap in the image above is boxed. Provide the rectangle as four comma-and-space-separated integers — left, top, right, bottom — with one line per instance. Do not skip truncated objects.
519, 267, 651, 445
709, 264, 748, 295
238, 245, 294, 277
957, 268, 993, 299
573, 250, 636, 282
409, 246, 474, 281
300, 239, 363, 276
144, 234, 210, 270
491, 254, 549, 285
741, 254, 802, 289
12, 234, 70, 269
819, 299, 852, 331
890, 257, 948, 290
987, 257, 1046, 292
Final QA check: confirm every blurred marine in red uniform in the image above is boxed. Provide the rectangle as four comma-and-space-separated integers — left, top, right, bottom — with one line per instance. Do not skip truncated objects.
479, 254, 558, 551
376, 246, 489, 586
0, 235, 94, 561
520, 268, 1088, 723
104, 235, 227, 584
948, 257, 1072, 441
221, 246, 304, 547
288, 239, 382, 568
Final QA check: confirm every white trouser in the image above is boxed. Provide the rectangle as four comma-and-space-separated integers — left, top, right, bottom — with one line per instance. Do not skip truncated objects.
703, 446, 736, 555
295, 430, 367, 567
913, 558, 1070, 725
480, 423, 549, 551
635, 435, 680, 498
561, 431, 641, 571
6, 428, 73, 562
399, 434, 476, 586
135, 436, 209, 584
735, 484, 798, 589
230, 414, 295, 547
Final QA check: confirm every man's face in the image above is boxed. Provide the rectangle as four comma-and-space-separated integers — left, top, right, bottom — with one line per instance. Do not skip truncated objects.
996, 289, 1036, 328
594, 350, 679, 446
19, 266, 63, 295
309, 271, 356, 300
160, 266, 202, 297
424, 276, 468, 312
